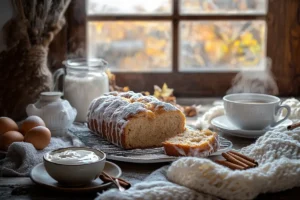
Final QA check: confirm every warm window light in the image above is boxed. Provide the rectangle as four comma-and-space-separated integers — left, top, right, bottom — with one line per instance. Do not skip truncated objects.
87, 0, 267, 72
87, 0, 171, 15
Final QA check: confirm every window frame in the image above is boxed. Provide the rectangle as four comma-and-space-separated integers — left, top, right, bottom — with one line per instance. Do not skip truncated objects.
50, 0, 300, 97
87, 0, 267, 74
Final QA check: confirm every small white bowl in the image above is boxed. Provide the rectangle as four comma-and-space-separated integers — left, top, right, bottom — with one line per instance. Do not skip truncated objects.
43, 147, 106, 186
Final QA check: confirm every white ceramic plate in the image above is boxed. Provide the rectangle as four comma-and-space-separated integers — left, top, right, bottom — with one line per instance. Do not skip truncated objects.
30, 161, 121, 192
71, 124, 232, 164
105, 136, 232, 163
211, 115, 292, 138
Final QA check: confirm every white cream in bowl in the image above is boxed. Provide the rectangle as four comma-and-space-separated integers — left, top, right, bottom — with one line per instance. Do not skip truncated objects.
43, 147, 106, 186
45, 149, 100, 165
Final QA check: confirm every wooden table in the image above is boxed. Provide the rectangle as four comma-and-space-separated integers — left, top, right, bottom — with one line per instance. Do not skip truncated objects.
1, 98, 299, 199
1, 149, 299, 200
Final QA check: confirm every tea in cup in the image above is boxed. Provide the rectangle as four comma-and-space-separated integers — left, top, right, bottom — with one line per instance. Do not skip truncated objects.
223, 93, 291, 130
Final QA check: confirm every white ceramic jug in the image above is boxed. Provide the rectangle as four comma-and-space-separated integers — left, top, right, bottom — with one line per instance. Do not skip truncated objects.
26, 92, 77, 137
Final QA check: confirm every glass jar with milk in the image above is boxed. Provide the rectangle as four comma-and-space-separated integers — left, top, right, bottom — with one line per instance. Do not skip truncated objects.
53, 58, 109, 122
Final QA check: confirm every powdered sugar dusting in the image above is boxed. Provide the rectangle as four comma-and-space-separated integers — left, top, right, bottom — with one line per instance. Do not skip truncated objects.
103, 98, 128, 142
87, 91, 180, 148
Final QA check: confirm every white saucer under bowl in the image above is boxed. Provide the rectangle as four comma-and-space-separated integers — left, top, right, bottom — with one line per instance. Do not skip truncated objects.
30, 161, 121, 192
211, 115, 292, 138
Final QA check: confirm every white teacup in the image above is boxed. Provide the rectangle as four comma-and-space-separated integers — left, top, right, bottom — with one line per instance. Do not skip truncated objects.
223, 93, 291, 130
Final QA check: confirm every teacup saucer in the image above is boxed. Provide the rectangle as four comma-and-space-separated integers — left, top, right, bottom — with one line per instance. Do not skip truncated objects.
211, 115, 292, 138
30, 161, 121, 192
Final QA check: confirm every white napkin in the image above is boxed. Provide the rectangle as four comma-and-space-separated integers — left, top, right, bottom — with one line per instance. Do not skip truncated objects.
0, 132, 84, 177
97, 166, 217, 200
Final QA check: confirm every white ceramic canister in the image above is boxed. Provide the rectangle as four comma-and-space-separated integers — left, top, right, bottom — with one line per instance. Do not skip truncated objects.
26, 92, 77, 137
53, 58, 109, 122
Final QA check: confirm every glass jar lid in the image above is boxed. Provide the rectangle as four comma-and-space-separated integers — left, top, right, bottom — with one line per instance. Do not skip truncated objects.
63, 58, 108, 71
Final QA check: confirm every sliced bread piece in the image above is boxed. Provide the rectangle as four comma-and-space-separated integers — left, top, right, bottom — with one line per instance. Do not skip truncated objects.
163, 129, 219, 157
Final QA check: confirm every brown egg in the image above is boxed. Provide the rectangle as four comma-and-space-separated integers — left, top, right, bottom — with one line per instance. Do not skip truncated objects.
24, 126, 51, 150
0, 117, 18, 135
0, 131, 24, 151
20, 116, 45, 135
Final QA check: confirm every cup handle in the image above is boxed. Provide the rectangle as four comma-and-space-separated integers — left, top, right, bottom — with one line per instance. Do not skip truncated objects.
272, 105, 291, 127
53, 68, 65, 91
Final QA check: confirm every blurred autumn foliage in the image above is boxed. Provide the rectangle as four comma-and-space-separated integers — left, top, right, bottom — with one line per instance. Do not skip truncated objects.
87, 0, 266, 71
180, 21, 265, 70
88, 21, 171, 71
181, 0, 266, 14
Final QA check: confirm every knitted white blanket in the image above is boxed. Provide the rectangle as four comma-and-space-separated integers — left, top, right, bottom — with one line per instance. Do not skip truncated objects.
97, 127, 300, 200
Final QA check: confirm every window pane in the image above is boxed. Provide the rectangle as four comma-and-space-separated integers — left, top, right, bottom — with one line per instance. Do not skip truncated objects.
87, 0, 172, 15
88, 21, 172, 72
180, 0, 267, 15
179, 20, 266, 71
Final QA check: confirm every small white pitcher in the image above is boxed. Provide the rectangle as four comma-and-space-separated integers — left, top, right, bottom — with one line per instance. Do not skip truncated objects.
26, 92, 77, 137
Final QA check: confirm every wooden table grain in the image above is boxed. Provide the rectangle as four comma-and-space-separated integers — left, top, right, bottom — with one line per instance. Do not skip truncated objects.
0, 98, 299, 199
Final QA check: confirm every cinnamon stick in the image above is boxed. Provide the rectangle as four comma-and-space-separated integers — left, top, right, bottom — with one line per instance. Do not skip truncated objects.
100, 173, 131, 189
228, 152, 257, 168
222, 152, 248, 168
99, 174, 111, 183
114, 177, 131, 189
99, 175, 130, 189
287, 122, 300, 130
215, 160, 245, 170
228, 151, 258, 166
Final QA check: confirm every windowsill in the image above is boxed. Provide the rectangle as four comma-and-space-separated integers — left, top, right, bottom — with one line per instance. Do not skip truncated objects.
179, 67, 265, 73
110, 69, 172, 73
177, 96, 296, 107
110, 68, 265, 73
177, 97, 222, 105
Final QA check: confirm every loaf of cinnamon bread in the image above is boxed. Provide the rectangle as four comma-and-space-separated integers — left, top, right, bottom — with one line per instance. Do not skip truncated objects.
87, 91, 186, 149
